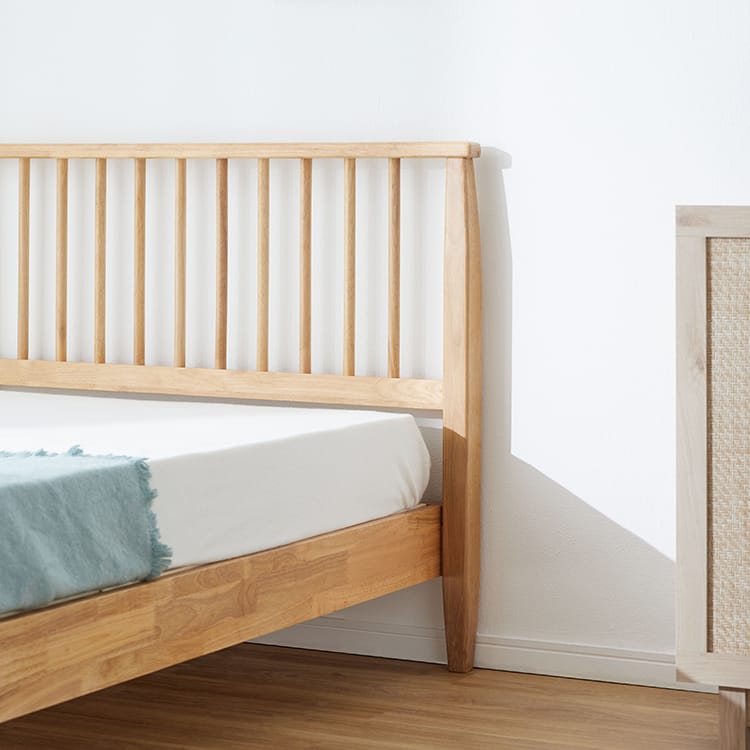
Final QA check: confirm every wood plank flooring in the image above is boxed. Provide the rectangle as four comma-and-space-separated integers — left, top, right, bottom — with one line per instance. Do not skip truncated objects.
0, 644, 717, 749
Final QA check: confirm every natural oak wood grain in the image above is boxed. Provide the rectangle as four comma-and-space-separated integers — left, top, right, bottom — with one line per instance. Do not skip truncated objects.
134, 157, 146, 365
215, 158, 228, 369
17, 157, 30, 360
174, 158, 186, 368
344, 157, 356, 376
0, 505, 441, 724
299, 158, 312, 374
442, 157, 482, 673
720, 689, 749, 750
0, 359, 443, 410
55, 158, 68, 362
0, 142, 481, 159
257, 157, 270, 372
94, 158, 107, 364
388, 157, 400, 378
0, 645, 718, 750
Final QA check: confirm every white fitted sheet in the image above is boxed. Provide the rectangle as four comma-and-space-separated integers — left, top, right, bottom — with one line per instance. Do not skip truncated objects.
0, 391, 430, 569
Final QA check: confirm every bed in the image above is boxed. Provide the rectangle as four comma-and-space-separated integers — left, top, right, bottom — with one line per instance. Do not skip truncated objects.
677, 206, 750, 749
0, 142, 482, 724
0, 391, 431, 572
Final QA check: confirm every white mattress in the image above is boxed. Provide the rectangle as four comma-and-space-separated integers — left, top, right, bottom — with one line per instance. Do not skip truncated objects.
0, 390, 430, 569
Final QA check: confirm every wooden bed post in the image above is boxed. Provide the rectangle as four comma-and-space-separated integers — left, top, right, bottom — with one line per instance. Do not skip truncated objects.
442, 157, 482, 673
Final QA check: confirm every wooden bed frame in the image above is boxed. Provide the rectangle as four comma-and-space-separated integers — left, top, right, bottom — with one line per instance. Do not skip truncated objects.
0, 142, 482, 723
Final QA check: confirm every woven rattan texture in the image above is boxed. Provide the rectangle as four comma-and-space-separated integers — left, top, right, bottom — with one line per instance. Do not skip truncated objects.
707, 237, 750, 654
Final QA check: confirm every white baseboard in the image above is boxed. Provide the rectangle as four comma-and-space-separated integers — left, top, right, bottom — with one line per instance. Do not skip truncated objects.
254, 617, 714, 693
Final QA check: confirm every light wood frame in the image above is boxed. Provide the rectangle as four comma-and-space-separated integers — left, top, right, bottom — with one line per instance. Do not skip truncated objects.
676, 206, 750, 748
677, 206, 750, 686
0, 142, 482, 723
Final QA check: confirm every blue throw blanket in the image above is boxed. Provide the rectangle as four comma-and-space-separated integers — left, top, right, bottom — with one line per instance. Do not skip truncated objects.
0, 447, 171, 614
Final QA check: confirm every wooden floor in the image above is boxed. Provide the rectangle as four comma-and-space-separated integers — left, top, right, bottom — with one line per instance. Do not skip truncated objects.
0, 644, 717, 749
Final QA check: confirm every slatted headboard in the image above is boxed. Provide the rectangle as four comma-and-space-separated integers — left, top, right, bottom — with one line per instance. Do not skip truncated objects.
0, 141, 482, 671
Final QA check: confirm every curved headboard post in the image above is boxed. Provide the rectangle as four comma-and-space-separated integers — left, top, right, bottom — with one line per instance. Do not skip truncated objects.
442, 157, 482, 673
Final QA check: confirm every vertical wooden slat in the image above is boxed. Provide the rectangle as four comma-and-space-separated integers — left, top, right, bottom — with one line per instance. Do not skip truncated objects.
299, 158, 312, 374
55, 158, 68, 362
174, 159, 186, 368
388, 157, 401, 378
215, 158, 228, 369
442, 157, 482, 673
94, 158, 107, 364
134, 158, 146, 366
343, 158, 356, 376
17, 157, 30, 360
257, 158, 270, 371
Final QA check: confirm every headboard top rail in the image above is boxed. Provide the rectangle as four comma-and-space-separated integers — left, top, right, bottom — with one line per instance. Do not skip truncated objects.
0, 142, 481, 160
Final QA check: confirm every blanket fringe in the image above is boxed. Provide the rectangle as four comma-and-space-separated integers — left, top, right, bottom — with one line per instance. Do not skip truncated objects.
134, 457, 173, 578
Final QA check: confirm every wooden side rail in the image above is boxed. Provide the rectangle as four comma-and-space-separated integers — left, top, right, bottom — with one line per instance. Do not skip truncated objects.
0, 504, 442, 724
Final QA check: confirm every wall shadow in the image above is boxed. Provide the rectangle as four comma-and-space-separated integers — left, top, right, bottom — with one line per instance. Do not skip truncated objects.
263, 145, 677, 664
477, 146, 675, 653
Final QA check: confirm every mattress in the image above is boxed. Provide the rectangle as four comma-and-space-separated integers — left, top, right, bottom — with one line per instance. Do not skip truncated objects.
0, 390, 430, 570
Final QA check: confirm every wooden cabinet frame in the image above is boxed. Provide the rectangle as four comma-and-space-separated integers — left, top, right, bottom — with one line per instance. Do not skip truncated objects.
677, 206, 750, 749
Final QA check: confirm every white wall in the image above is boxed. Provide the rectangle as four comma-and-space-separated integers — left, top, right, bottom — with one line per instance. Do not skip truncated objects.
3, 0, 750, 688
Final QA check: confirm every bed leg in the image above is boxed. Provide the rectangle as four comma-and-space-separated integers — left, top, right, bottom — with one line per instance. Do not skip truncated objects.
442, 538, 479, 673
442, 157, 482, 674
720, 687, 749, 750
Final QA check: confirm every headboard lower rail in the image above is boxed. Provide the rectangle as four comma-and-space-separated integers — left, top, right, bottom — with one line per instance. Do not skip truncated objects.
0, 359, 442, 410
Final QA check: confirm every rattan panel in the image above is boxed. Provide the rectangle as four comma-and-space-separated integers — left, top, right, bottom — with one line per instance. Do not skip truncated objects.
708, 237, 750, 654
